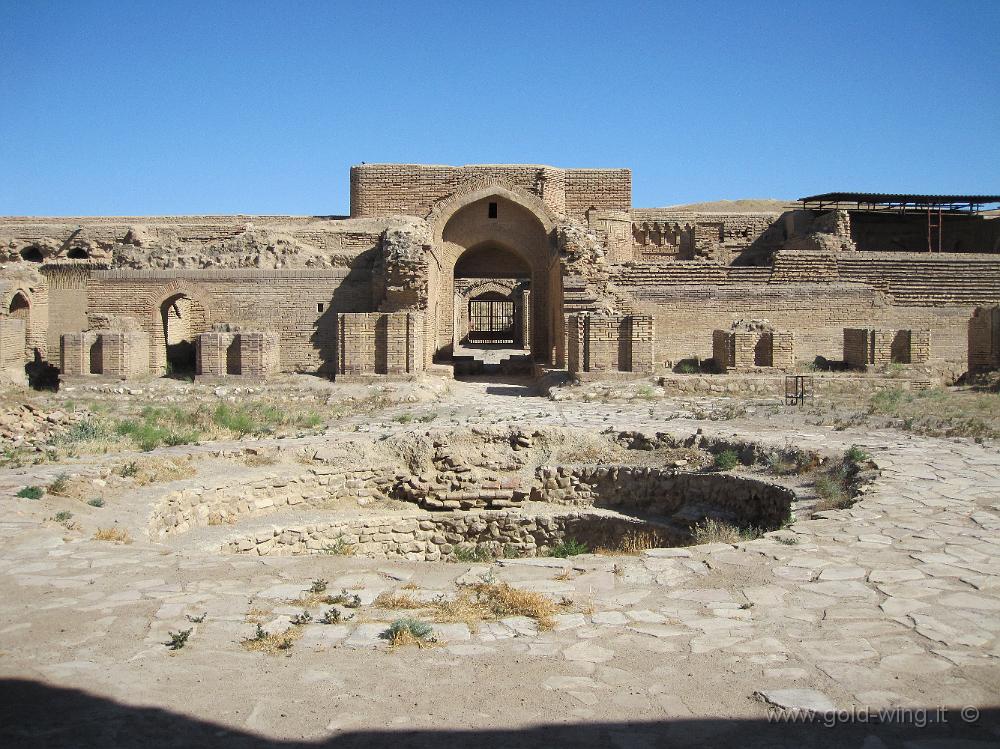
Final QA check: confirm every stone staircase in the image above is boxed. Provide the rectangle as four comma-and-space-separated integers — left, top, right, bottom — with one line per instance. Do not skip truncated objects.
452, 346, 533, 376
769, 251, 840, 282
837, 254, 1000, 306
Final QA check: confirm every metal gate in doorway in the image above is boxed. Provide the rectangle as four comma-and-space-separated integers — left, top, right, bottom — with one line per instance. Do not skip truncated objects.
468, 299, 515, 344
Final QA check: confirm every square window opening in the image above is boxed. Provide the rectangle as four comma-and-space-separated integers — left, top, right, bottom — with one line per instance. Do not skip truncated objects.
317, 302, 325, 313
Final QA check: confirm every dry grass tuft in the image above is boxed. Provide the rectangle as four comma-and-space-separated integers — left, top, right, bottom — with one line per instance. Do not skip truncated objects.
236, 452, 277, 468
689, 518, 759, 546
595, 530, 665, 556
386, 628, 433, 649
92, 527, 132, 544
374, 592, 423, 609
373, 582, 559, 631
466, 581, 558, 630
241, 624, 303, 654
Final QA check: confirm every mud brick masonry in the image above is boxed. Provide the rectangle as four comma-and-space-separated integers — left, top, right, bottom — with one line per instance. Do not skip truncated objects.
0, 163, 997, 382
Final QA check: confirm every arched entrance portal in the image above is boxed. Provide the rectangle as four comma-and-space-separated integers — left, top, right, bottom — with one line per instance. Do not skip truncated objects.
433, 193, 560, 366
160, 293, 207, 376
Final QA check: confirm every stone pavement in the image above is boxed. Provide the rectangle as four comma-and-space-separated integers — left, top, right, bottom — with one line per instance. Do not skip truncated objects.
0, 379, 998, 747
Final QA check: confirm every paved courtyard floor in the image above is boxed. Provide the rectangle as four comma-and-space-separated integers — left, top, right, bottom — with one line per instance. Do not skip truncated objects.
1, 379, 998, 747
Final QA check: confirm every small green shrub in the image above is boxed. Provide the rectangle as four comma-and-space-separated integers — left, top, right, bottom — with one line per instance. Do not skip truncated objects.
714, 450, 739, 471
320, 608, 348, 625
633, 384, 656, 399
16, 486, 44, 500
165, 629, 192, 650
675, 357, 701, 374
213, 404, 258, 435
322, 537, 354, 556
309, 579, 328, 594
63, 420, 105, 442
869, 387, 906, 413
394, 413, 414, 424
118, 461, 139, 478
813, 468, 853, 511
53, 510, 73, 523
185, 612, 207, 623
381, 618, 434, 643
844, 445, 869, 464
87, 498, 105, 508
298, 412, 323, 429
290, 611, 313, 626
329, 589, 361, 608
550, 538, 588, 558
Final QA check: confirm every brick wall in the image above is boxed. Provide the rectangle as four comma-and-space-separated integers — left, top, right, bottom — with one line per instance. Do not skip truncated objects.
969, 306, 1000, 371
0, 318, 26, 371
566, 314, 653, 374
60, 330, 149, 378
712, 330, 794, 372
42, 266, 90, 355
630, 211, 782, 261
350, 164, 630, 222
87, 269, 372, 374
843, 328, 931, 368
196, 331, 280, 379
337, 312, 424, 377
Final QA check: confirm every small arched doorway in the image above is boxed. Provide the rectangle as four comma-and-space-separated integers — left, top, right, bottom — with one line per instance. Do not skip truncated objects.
454, 244, 531, 352
160, 293, 207, 376
9, 291, 32, 359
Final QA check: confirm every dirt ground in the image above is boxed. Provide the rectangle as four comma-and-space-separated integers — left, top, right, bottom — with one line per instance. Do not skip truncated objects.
1, 374, 998, 748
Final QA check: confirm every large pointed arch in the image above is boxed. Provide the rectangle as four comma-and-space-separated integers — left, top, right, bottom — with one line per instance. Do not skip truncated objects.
426, 188, 561, 364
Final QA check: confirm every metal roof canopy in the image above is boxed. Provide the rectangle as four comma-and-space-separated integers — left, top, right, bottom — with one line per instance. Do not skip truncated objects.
799, 192, 1000, 213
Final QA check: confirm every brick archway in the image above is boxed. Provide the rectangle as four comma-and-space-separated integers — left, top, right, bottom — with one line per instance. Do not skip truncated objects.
429, 189, 560, 363
148, 283, 215, 375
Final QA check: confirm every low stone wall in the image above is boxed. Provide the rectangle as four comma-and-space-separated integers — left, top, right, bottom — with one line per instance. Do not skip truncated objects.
656, 372, 944, 396
149, 465, 395, 536
530, 465, 793, 529
222, 508, 677, 561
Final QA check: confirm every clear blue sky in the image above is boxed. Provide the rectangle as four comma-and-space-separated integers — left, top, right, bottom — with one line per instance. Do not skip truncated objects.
1, 0, 997, 216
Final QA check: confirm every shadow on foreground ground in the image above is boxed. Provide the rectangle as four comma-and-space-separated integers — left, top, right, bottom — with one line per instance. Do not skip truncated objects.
1, 679, 997, 749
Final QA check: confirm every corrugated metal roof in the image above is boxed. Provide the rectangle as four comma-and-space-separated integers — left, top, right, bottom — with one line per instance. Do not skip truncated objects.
800, 192, 1000, 206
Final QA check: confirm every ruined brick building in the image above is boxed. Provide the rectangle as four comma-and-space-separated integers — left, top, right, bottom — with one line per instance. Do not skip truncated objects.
0, 164, 998, 382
